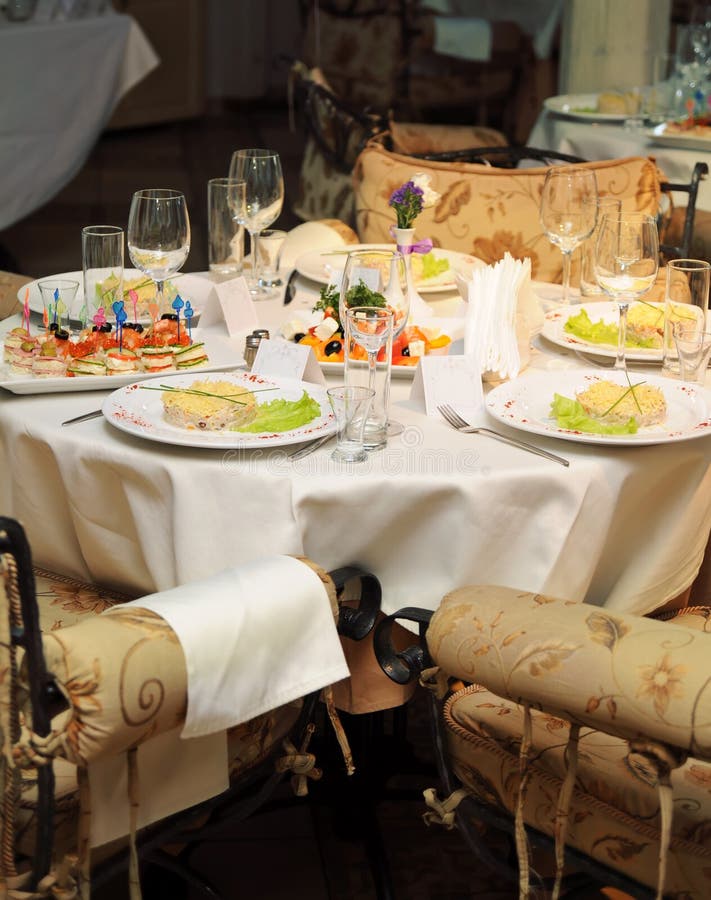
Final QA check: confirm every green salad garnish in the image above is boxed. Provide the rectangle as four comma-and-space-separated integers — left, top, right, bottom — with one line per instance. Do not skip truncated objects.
234, 391, 321, 434
419, 253, 450, 280
564, 309, 658, 349
550, 394, 638, 435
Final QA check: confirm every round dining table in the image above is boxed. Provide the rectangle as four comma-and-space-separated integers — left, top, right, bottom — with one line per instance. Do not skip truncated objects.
0, 271, 709, 620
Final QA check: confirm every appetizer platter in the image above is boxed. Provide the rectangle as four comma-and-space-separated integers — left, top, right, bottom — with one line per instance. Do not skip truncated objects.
486, 369, 711, 446
102, 372, 336, 449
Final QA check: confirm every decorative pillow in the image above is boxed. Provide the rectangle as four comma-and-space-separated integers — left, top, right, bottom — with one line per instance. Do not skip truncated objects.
353, 143, 663, 283
388, 120, 507, 155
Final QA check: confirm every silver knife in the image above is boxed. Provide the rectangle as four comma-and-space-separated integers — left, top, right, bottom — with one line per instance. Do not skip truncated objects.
62, 409, 104, 426
288, 433, 335, 460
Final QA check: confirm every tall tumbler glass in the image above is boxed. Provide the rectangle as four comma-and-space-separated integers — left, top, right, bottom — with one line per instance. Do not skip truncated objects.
661, 258, 711, 377
208, 177, 244, 277
82, 225, 124, 326
344, 306, 394, 452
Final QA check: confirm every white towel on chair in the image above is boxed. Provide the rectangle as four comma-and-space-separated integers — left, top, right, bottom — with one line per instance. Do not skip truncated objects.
117, 556, 349, 738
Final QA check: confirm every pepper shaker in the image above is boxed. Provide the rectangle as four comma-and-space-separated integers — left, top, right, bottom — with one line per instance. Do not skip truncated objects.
243, 334, 262, 370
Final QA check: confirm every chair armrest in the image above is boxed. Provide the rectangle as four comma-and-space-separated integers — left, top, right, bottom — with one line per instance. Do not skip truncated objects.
428, 585, 711, 758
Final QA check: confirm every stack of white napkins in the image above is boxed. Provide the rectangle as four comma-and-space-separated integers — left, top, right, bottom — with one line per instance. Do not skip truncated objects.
112, 556, 349, 738
463, 253, 542, 381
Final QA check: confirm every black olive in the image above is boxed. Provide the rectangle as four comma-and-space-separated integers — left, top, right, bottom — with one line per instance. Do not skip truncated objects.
100, 323, 113, 333
292, 332, 306, 343
161, 313, 179, 321
324, 339, 342, 357
124, 322, 144, 333
401, 346, 410, 357
49, 322, 59, 332
55, 329, 70, 341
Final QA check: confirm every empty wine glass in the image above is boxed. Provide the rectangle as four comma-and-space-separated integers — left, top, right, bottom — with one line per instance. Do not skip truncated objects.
127, 189, 190, 317
228, 149, 284, 298
540, 166, 598, 306
594, 212, 659, 371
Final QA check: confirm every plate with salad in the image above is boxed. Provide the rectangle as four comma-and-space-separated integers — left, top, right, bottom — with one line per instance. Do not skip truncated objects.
294, 244, 482, 294
486, 369, 711, 446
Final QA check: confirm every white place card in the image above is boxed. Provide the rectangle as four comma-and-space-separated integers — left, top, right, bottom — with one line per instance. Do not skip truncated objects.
251, 339, 326, 386
199, 276, 258, 336
410, 354, 484, 417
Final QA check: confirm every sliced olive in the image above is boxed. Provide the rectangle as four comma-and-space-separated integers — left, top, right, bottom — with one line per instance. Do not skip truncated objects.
55, 329, 70, 341
161, 313, 179, 321
324, 339, 342, 357
100, 323, 113, 333
401, 346, 410, 357
293, 332, 306, 343
124, 322, 144, 333
49, 322, 59, 332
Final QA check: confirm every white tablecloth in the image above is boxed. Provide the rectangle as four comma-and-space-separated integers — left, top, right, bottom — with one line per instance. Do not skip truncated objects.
0, 274, 709, 619
0, 8, 158, 229
528, 109, 711, 212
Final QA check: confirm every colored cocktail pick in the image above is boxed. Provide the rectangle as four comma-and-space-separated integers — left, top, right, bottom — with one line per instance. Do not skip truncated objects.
129, 289, 139, 324
23, 287, 30, 332
172, 294, 184, 341
93, 306, 107, 330
184, 300, 194, 343
79, 304, 89, 330
112, 300, 126, 352
52, 288, 59, 326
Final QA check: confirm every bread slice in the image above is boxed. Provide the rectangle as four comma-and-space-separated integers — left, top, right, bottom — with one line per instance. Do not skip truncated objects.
576, 379, 666, 427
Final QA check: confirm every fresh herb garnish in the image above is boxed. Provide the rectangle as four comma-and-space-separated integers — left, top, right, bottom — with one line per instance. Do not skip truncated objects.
601, 375, 645, 417
313, 283, 341, 331
141, 384, 278, 405
345, 280, 387, 310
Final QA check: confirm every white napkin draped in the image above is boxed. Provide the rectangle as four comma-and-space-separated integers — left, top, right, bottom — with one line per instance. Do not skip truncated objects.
463, 253, 540, 380
114, 556, 349, 738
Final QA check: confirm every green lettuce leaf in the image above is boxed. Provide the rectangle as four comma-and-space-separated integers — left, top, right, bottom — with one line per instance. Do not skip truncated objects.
419, 253, 450, 280
550, 393, 638, 435
234, 391, 321, 433
564, 309, 658, 349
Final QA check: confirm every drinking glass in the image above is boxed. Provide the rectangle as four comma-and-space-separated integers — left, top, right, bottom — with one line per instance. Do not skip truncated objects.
228, 149, 284, 298
594, 212, 659, 371
127, 189, 190, 317
82, 225, 124, 324
673, 324, 711, 383
661, 258, 711, 377
340, 248, 408, 435
257, 229, 287, 288
208, 178, 244, 277
327, 385, 375, 462
38, 279, 79, 332
540, 166, 598, 306
579, 197, 622, 298
345, 307, 394, 451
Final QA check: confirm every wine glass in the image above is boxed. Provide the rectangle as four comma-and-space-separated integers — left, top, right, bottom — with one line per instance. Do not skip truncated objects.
340, 249, 408, 437
228, 149, 284, 298
594, 212, 659, 371
540, 166, 598, 306
127, 189, 190, 317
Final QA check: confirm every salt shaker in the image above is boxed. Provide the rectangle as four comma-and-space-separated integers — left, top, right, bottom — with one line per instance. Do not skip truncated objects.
243, 334, 261, 370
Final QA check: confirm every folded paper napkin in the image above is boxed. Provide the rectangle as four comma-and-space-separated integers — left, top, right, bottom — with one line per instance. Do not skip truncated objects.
116, 556, 349, 738
463, 253, 541, 381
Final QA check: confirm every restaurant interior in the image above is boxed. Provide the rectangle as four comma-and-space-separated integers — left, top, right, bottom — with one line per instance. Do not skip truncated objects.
2, 1, 711, 899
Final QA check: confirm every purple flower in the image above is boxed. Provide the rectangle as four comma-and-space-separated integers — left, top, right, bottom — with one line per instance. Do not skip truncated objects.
389, 180, 425, 229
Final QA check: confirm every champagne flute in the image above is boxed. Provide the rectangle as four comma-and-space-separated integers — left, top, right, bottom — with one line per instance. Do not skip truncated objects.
594, 212, 659, 371
228, 149, 284, 298
340, 249, 408, 437
127, 189, 190, 317
540, 166, 598, 306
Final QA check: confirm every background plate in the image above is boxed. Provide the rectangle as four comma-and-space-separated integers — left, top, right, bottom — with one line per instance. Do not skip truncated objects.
19, 270, 207, 324
102, 372, 336, 449
294, 244, 482, 294
486, 369, 711, 446
541, 301, 663, 362
543, 93, 630, 122
646, 122, 711, 152
0, 331, 241, 395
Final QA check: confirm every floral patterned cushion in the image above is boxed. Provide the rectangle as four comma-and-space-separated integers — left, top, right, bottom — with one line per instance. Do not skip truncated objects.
353, 143, 663, 283
445, 687, 711, 897
387, 121, 507, 156
426, 586, 711, 898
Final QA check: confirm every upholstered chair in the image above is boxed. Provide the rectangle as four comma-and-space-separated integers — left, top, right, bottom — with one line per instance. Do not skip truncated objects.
1, 517, 379, 899
375, 588, 711, 899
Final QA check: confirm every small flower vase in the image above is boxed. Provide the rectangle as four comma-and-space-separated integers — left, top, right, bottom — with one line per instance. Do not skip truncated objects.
393, 227, 431, 320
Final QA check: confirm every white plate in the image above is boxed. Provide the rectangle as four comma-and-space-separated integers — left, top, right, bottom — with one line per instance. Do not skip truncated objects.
279, 314, 464, 378
541, 302, 663, 362
0, 331, 242, 395
543, 93, 630, 122
294, 244, 482, 294
486, 369, 711, 446
646, 122, 711, 152
102, 372, 336, 450
18, 270, 207, 324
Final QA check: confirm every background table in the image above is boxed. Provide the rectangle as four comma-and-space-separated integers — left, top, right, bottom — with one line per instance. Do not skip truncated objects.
0, 6, 158, 229
528, 108, 711, 211
0, 273, 709, 620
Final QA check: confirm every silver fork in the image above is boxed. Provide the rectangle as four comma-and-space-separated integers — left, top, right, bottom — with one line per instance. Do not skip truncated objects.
288, 433, 335, 460
437, 405, 569, 467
